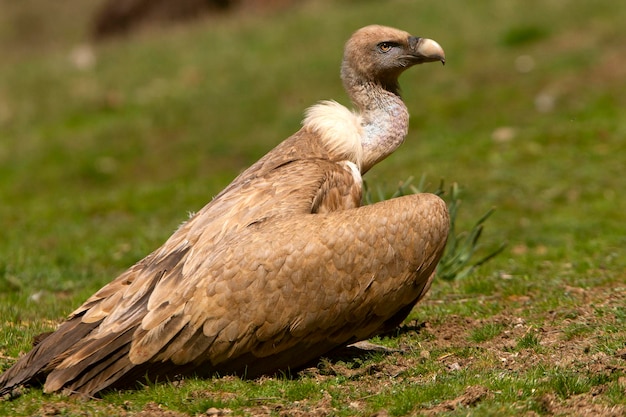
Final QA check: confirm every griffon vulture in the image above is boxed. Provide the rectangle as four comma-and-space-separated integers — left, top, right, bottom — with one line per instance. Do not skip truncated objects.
0, 25, 448, 397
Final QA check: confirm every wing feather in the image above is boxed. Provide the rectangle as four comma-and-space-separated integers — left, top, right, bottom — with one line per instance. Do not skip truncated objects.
127, 158, 361, 361
141, 192, 448, 376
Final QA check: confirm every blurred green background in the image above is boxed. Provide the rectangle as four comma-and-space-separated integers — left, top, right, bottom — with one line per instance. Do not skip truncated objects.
1, 0, 625, 318
0, 0, 625, 414
1, 0, 624, 316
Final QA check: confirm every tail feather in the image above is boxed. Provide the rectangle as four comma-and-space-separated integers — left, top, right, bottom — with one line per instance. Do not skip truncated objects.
46, 345, 133, 397
0, 316, 98, 397
43, 326, 135, 394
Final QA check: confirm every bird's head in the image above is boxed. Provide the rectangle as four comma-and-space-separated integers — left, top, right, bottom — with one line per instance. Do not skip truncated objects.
341, 25, 445, 94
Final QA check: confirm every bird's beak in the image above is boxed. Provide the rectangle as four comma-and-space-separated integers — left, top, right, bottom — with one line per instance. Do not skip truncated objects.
409, 37, 446, 65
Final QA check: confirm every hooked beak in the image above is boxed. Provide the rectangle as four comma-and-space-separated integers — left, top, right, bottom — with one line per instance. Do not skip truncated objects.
408, 37, 446, 65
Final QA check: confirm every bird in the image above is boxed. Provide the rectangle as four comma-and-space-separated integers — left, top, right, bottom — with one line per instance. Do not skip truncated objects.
0, 25, 448, 398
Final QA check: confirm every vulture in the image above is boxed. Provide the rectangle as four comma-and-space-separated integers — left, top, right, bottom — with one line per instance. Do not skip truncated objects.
0, 25, 448, 398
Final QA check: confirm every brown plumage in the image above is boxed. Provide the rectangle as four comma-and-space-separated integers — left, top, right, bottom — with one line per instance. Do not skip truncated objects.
0, 25, 448, 397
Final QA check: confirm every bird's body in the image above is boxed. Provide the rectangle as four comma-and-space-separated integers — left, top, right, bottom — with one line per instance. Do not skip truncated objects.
0, 25, 448, 397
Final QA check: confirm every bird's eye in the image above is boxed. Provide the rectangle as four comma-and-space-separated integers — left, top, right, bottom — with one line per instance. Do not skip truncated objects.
378, 42, 394, 53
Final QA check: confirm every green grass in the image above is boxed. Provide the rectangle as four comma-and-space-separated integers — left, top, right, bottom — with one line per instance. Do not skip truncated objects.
1, 0, 626, 415
469, 323, 505, 343
516, 330, 542, 351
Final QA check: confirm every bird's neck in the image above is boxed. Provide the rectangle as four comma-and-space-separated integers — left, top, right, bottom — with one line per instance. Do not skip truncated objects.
344, 77, 410, 174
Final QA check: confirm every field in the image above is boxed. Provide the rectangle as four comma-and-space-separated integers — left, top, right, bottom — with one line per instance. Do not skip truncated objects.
1, 0, 625, 415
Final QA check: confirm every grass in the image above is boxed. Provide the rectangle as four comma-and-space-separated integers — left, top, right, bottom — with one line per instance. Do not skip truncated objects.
516, 330, 542, 351
1, 0, 626, 415
469, 322, 505, 343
